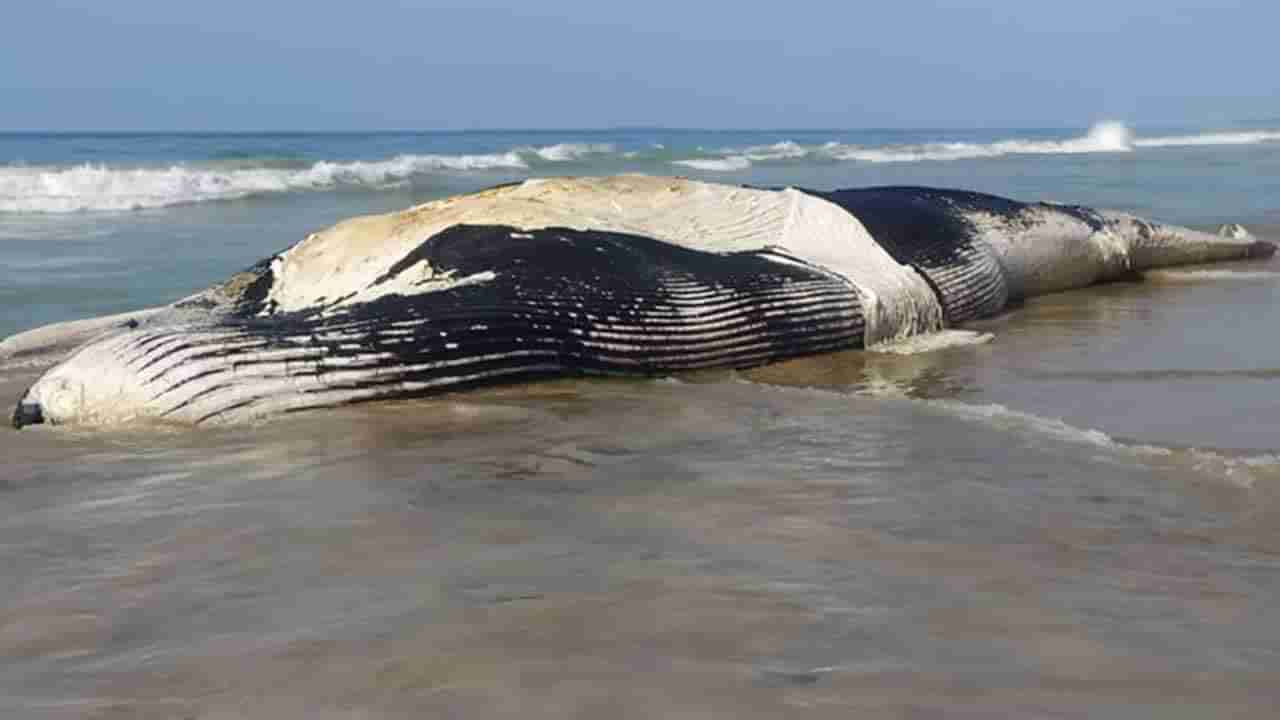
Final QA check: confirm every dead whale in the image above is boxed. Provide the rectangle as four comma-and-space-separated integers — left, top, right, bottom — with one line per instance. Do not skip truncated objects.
8, 176, 1273, 428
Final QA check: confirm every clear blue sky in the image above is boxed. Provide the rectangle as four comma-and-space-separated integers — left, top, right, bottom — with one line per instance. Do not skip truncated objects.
4, 0, 1276, 130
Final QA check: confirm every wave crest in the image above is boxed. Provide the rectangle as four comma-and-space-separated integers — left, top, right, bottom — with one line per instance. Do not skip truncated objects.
674, 122, 1280, 169
529, 142, 616, 161
672, 156, 754, 172
827, 121, 1135, 164
7, 124, 1280, 210
1135, 130, 1280, 148
0, 151, 531, 213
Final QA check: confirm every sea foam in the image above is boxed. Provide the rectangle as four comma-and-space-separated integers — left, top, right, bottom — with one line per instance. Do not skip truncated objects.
529, 142, 616, 161
827, 121, 1135, 163
674, 122, 1280, 169
0, 142, 625, 213
923, 399, 1279, 488
1134, 130, 1280, 147
7, 124, 1280, 211
672, 156, 754, 172
0, 152, 530, 213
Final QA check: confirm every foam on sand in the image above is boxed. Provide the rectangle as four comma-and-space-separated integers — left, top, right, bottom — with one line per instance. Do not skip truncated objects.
867, 329, 995, 355
922, 399, 1279, 488
1143, 268, 1280, 282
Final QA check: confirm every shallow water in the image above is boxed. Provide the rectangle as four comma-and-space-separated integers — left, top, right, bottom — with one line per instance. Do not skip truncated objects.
5, 263, 1280, 717
4, 129, 1280, 717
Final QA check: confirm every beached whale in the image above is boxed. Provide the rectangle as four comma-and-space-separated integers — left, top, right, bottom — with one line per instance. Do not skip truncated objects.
7, 176, 1273, 428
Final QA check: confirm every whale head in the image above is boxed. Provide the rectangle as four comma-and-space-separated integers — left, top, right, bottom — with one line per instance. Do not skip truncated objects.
12, 333, 152, 428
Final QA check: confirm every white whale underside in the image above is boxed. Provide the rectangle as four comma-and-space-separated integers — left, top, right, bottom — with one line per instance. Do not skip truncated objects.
5, 176, 1268, 428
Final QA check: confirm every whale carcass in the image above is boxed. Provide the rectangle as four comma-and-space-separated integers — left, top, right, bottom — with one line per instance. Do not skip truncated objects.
8, 176, 1274, 428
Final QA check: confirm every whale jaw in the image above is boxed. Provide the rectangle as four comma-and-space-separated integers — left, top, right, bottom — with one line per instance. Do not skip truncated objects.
11, 397, 42, 429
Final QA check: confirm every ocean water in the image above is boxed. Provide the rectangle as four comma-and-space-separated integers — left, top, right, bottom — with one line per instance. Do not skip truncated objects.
3, 125, 1280, 718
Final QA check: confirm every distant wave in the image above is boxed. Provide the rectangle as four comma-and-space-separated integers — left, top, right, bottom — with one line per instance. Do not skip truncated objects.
4, 125, 1279, 212
828, 121, 1135, 164
1134, 130, 1280, 148
672, 156, 753, 172
527, 142, 615, 161
673, 141, 810, 172
672, 122, 1140, 171
675, 122, 1280, 171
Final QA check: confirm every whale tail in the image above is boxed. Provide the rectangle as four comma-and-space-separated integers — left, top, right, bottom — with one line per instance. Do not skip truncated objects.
1097, 212, 1276, 271
1216, 223, 1276, 257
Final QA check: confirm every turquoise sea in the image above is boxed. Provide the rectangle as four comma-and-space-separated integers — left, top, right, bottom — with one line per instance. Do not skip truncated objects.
3, 124, 1280, 718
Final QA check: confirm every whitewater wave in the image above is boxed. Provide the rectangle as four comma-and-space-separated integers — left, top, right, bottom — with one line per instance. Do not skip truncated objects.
0, 142, 624, 213
671, 122, 1136, 171
7, 124, 1280, 211
672, 156, 754, 172
529, 142, 616, 162
674, 122, 1280, 170
741, 141, 811, 161
1135, 130, 1280, 148
0, 152, 529, 213
824, 121, 1136, 164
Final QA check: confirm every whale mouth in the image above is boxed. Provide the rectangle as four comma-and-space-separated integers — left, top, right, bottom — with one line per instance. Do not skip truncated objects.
12, 398, 44, 429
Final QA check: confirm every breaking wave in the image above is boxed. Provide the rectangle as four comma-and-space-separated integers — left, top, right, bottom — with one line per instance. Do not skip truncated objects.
528, 142, 616, 162
0, 142, 619, 213
672, 156, 753, 172
827, 121, 1136, 164
0, 152, 528, 213
672, 122, 1280, 171
5, 123, 1279, 211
